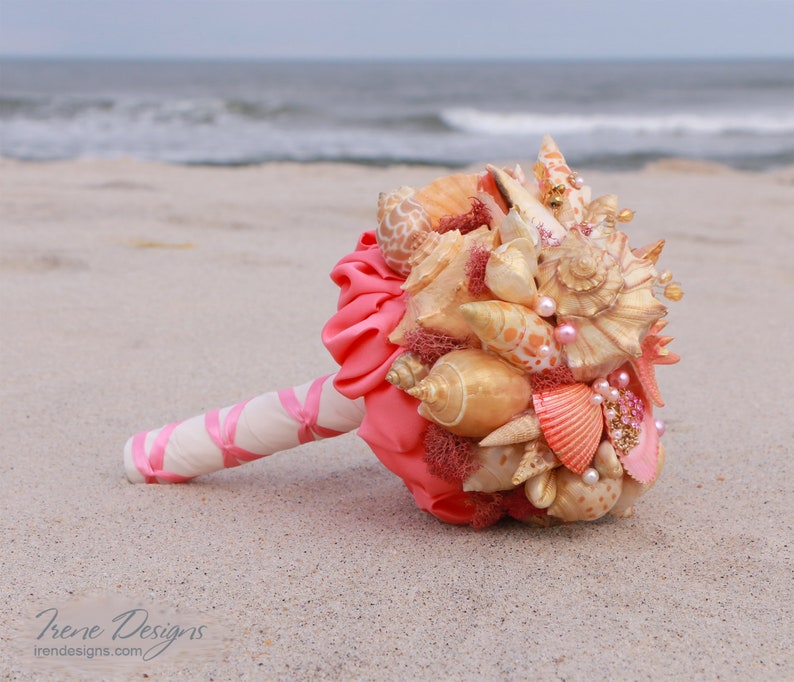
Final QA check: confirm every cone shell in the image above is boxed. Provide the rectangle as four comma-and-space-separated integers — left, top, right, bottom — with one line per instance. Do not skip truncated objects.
413, 173, 481, 228
462, 443, 524, 493
460, 300, 561, 374
546, 467, 624, 522
376, 194, 432, 277
535, 134, 590, 227
484, 238, 539, 307
388, 227, 496, 345
532, 382, 603, 474
478, 410, 542, 447
385, 352, 429, 390
407, 348, 532, 438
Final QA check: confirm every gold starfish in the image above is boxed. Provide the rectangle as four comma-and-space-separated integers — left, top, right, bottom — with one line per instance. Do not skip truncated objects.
630, 320, 680, 407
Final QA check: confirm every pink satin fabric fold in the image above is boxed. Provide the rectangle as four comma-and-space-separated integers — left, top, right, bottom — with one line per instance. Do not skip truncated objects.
321, 231, 475, 525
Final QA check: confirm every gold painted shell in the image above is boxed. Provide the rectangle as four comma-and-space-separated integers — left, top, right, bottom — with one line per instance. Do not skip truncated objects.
478, 410, 542, 447
406, 348, 532, 438
462, 443, 524, 493
546, 467, 624, 522
376, 194, 432, 276
537, 229, 668, 382
512, 441, 558, 485
460, 300, 561, 374
532, 382, 603, 474
385, 352, 429, 390
412, 173, 481, 228
388, 227, 496, 345
484, 238, 539, 307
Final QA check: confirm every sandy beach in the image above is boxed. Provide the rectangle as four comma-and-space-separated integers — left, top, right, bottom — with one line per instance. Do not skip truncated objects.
1, 156, 792, 680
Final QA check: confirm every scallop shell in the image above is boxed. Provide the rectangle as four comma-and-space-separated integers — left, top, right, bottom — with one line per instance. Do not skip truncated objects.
546, 467, 624, 522
388, 227, 496, 345
525, 467, 557, 509
512, 441, 558, 485
460, 300, 561, 374
610, 443, 665, 518
532, 382, 603, 474
537, 229, 668, 382
478, 410, 542, 447
406, 348, 532, 438
484, 238, 539, 307
376, 195, 432, 276
462, 443, 524, 493
535, 134, 590, 226
616, 404, 661, 484
486, 164, 567, 243
385, 352, 430, 390
412, 173, 481, 228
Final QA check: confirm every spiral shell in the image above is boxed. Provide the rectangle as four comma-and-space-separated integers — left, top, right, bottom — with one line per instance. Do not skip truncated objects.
406, 348, 532, 438
512, 441, 558, 485
532, 382, 603, 474
385, 352, 429, 390
462, 443, 525, 493
376, 193, 432, 276
484, 238, 539, 307
460, 300, 561, 374
546, 467, 624, 522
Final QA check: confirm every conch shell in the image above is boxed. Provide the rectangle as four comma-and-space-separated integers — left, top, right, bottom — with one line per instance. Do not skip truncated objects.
484, 238, 539, 307
406, 348, 532, 438
388, 227, 496, 345
375, 194, 432, 276
532, 382, 603, 474
536, 229, 668, 382
545, 466, 624, 522
462, 443, 524, 492
460, 300, 561, 374
385, 352, 429, 390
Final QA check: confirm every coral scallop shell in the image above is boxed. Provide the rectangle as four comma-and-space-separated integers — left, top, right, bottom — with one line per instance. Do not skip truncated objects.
532, 382, 603, 474
407, 348, 532, 438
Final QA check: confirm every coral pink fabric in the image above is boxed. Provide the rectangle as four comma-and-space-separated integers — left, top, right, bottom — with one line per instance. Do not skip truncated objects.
322, 231, 474, 525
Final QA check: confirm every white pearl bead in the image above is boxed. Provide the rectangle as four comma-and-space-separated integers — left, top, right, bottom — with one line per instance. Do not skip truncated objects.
605, 409, 617, 421
655, 419, 666, 436
534, 296, 556, 317
614, 370, 630, 388
538, 344, 552, 358
612, 429, 624, 441
608, 388, 621, 401
589, 393, 604, 406
582, 467, 600, 485
592, 378, 610, 395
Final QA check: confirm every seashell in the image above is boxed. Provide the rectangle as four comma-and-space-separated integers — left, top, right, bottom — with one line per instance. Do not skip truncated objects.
534, 134, 590, 226
484, 238, 539, 307
479, 410, 542, 447
616, 404, 661, 484
525, 467, 557, 509
385, 352, 430, 390
546, 467, 624, 522
377, 185, 415, 224
497, 208, 541, 247
402, 230, 463, 294
632, 239, 665, 266
592, 440, 623, 480
486, 164, 567, 243
536, 228, 623, 318
376, 195, 432, 276
532, 382, 603, 474
460, 300, 561, 374
462, 443, 524, 493
583, 194, 619, 227
413, 173, 481, 228
537, 229, 668, 382
512, 441, 558, 485
388, 227, 496, 345
406, 348, 532, 438
610, 443, 665, 518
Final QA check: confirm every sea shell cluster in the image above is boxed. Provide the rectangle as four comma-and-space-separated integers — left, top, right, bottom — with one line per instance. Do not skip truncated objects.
378, 135, 681, 524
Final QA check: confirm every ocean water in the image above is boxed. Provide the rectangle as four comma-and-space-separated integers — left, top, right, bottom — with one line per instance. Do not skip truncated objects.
0, 58, 792, 170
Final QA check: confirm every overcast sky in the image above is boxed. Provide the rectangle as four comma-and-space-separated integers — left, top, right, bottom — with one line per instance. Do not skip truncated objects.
0, 0, 792, 61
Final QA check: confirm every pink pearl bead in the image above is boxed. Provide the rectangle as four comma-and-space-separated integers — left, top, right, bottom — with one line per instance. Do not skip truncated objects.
592, 378, 610, 396
655, 419, 666, 436
554, 323, 577, 345
610, 370, 630, 388
534, 296, 556, 317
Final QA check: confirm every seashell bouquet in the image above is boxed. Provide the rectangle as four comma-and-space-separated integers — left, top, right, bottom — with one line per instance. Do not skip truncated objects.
377, 135, 682, 526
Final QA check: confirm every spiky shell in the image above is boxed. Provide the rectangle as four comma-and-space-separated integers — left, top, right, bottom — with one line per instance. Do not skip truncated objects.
412, 173, 481, 228
546, 467, 624, 522
460, 300, 561, 374
537, 229, 668, 382
512, 441, 558, 485
484, 238, 539, 307
462, 443, 524, 493
376, 193, 432, 276
388, 227, 496, 345
385, 352, 429, 390
406, 348, 532, 438
478, 410, 542, 447
532, 382, 603, 474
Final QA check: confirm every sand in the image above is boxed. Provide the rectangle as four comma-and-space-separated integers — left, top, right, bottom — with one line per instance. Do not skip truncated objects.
1, 156, 792, 681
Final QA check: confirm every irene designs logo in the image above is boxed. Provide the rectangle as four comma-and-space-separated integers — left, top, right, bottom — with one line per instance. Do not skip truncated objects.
24, 594, 223, 673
